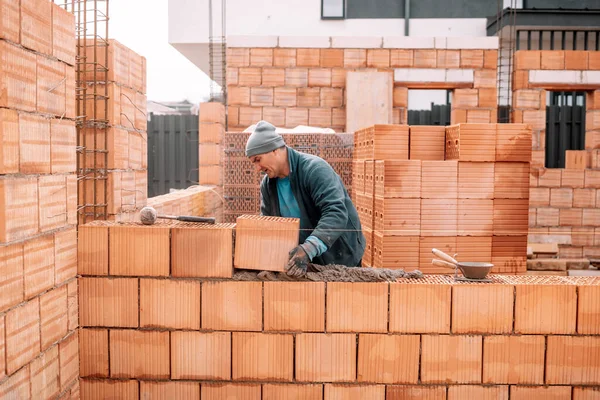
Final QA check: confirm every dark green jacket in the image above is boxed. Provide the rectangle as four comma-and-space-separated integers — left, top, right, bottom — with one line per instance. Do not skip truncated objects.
260, 147, 365, 267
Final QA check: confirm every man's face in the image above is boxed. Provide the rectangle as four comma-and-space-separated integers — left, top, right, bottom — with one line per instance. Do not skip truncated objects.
250, 149, 281, 178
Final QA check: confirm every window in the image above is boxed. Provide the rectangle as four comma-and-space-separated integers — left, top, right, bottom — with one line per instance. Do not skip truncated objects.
545, 91, 586, 168
407, 90, 451, 126
322, 0, 345, 19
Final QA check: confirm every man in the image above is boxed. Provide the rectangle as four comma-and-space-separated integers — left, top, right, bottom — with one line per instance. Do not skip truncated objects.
246, 120, 365, 277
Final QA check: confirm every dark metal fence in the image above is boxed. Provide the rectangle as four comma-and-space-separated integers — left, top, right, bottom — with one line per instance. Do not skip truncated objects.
147, 114, 199, 198
545, 92, 586, 168
516, 29, 600, 51
408, 104, 451, 126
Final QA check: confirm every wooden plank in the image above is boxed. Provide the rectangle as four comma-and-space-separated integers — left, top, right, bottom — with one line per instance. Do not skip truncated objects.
346, 71, 393, 133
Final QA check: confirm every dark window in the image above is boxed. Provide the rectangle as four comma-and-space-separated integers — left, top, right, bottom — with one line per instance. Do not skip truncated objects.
407, 89, 451, 126
322, 0, 345, 19
545, 91, 586, 168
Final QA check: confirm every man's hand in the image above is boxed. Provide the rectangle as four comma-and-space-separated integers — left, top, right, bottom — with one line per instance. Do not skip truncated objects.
286, 245, 310, 277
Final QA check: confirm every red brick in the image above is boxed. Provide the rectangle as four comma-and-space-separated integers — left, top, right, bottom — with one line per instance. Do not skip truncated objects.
232, 332, 293, 381
390, 49, 413, 67
109, 225, 170, 276
40, 285, 68, 350
250, 48, 273, 66
357, 334, 419, 384
238, 67, 261, 86
421, 160, 458, 199
0, 365, 30, 399
21, 0, 52, 54
263, 107, 286, 126
574, 387, 600, 400
514, 285, 576, 334
171, 331, 231, 380
286, 107, 309, 127
201, 281, 262, 331
59, 331, 79, 390
273, 48, 296, 67
494, 162, 529, 199
422, 199, 458, 236
66, 279, 77, 331
228, 86, 250, 105
272, 88, 297, 108
0, 109, 19, 174
461, 49, 484, 68
250, 87, 274, 106
578, 285, 600, 334
574, 188, 595, 208
308, 68, 332, 87
530, 188, 550, 207
421, 335, 482, 384
79, 277, 138, 327
31, 345, 60, 399
54, 228, 77, 285
37, 56, 66, 116
326, 282, 388, 332
110, 330, 169, 379
367, 49, 390, 68
483, 335, 545, 384
414, 49, 437, 68
297, 88, 320, 107
436, 50, 460, 68
389, 283, 448, 332
453, 89, 478, 108
202, 383, 261, 400
344, 49, 367, 68
546, 336, 600, 384
562, 169, 585, 188
296, 333, 356, 382
140, 381, 200, 399
493, 199, 529, 236
77, 224, 108, 275
0, 0, 20, 43
325, 384, 385, 400
263, 384, 323, 400
386, 385, 447, 400
559, 208, 582, 226
38, 175, 67, 232
0, 42, 37, 111
140, 278, 201, 329
511, 386, 572, 400
23, 235, 54, 299
309, 108, 332, 127
541, 50, 565, 69
514, 50, 541, 70
448, 385, 508, 400
321, 87, 343, 107
19, 113, 51, 173
286, 68, 309, 87
452, 284, 513, 333
79, 328, 108, 377
80, 379, 139, 399
457, 199, 493, 236
262, 67, 285, 87
458, 162, 494, 199
264, 282, 325, 332
0, 243, 24, 312
321, 49, 344, 68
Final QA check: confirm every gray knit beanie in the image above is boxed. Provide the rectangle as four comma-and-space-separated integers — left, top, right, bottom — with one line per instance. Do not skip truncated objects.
245, 120, 286, 157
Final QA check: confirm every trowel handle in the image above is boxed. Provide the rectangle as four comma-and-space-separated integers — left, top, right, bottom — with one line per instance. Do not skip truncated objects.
432, 248, 458, 265
177, 216, 216, 224
432, 259, 456, 269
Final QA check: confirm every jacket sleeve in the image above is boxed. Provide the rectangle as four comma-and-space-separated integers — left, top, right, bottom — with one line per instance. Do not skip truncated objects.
303, 160, 348, 248
259, 176, 272, 216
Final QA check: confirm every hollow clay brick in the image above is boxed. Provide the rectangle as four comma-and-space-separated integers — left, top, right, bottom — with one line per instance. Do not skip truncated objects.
389, 282, 451, 333
6, 299, 41, 374
201, 281, 262, 331
234, 215, 300, 272
386, 385, 447, 400
296, 333, 356, 382
458, 162, 495, 199
109, 225, 170, 276
321, 49, 344, 68
201, 383, 261, 400
40, 285, 68, 350
30, 345, 59, 399
510, 385, 572, 400
357, 334, 419, 384
541, 50, 565, 70
264, 282, 325, 332
421, 161, 458, 199
80, 379, 139, 400
250, 48, 273, 67
274, 48, 296, 67
232, 332, 294, 381
448, 385, 508, 400
421, 335, 482, 384
452, 284, 514, 333
77, 224, 109, 275
79, 328, 109, 378
483, 335, 545, 384
0, 243, 24, 312
140, 278, 201, 330
494, 162, 530, 199
546, 335, 600, 385
140, 381, 200, 400
326, 282, 388, 333
109, 330, 169, 379
514, 284, 576, 334
578, 285, 600, 334
21, 0, 52, 55
263, 384, 323, 400
0, 366, 29, 399
171, 331, 231, 380
79, 277, 138, 327
59, 331, 79, 390
0, 108, 19, 174
324, 384, 385, 400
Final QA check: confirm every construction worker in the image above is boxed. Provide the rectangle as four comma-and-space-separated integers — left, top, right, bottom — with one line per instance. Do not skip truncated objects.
246, 120, 365, 277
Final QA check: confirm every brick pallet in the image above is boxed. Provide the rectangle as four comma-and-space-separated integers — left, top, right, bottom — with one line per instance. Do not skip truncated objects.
76, 223, 600, 398
355, 123, 532, 274
0, 1, 79, 398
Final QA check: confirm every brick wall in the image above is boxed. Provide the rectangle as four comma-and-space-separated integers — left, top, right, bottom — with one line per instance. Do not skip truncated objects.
77, 222, 600, 398
146, 185, 222, 218
226, 37, 499, 132
0, 1, 79, 397
514, 50, 600, 257
78, 39, 148, 223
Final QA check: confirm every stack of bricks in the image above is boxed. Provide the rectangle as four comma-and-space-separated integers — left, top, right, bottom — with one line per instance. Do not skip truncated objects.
76, 222, 600, 400
355, 123, 532, 274
198, 102, 226, 190
226, 36, 499, 131
514, 50, 600, 259
145, 185, 223, 219
0, 1, 79, 397
222, 131, 353, 222
79, 39, 148, 223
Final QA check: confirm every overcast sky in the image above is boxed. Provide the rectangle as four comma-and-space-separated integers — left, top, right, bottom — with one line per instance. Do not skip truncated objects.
109, 0, 210, 103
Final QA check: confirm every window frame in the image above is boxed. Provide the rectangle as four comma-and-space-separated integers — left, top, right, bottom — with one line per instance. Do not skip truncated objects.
321, 0, 346, 20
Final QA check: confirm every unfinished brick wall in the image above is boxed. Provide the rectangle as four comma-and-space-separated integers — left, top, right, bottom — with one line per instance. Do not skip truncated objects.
355, 123, 532, 274
77, 222, 600, 398
514, 50, 600, 258
0, 1, 79, 397
226, 36, 499, 132
146, 185, 222, 219
78, 39, 148, 223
